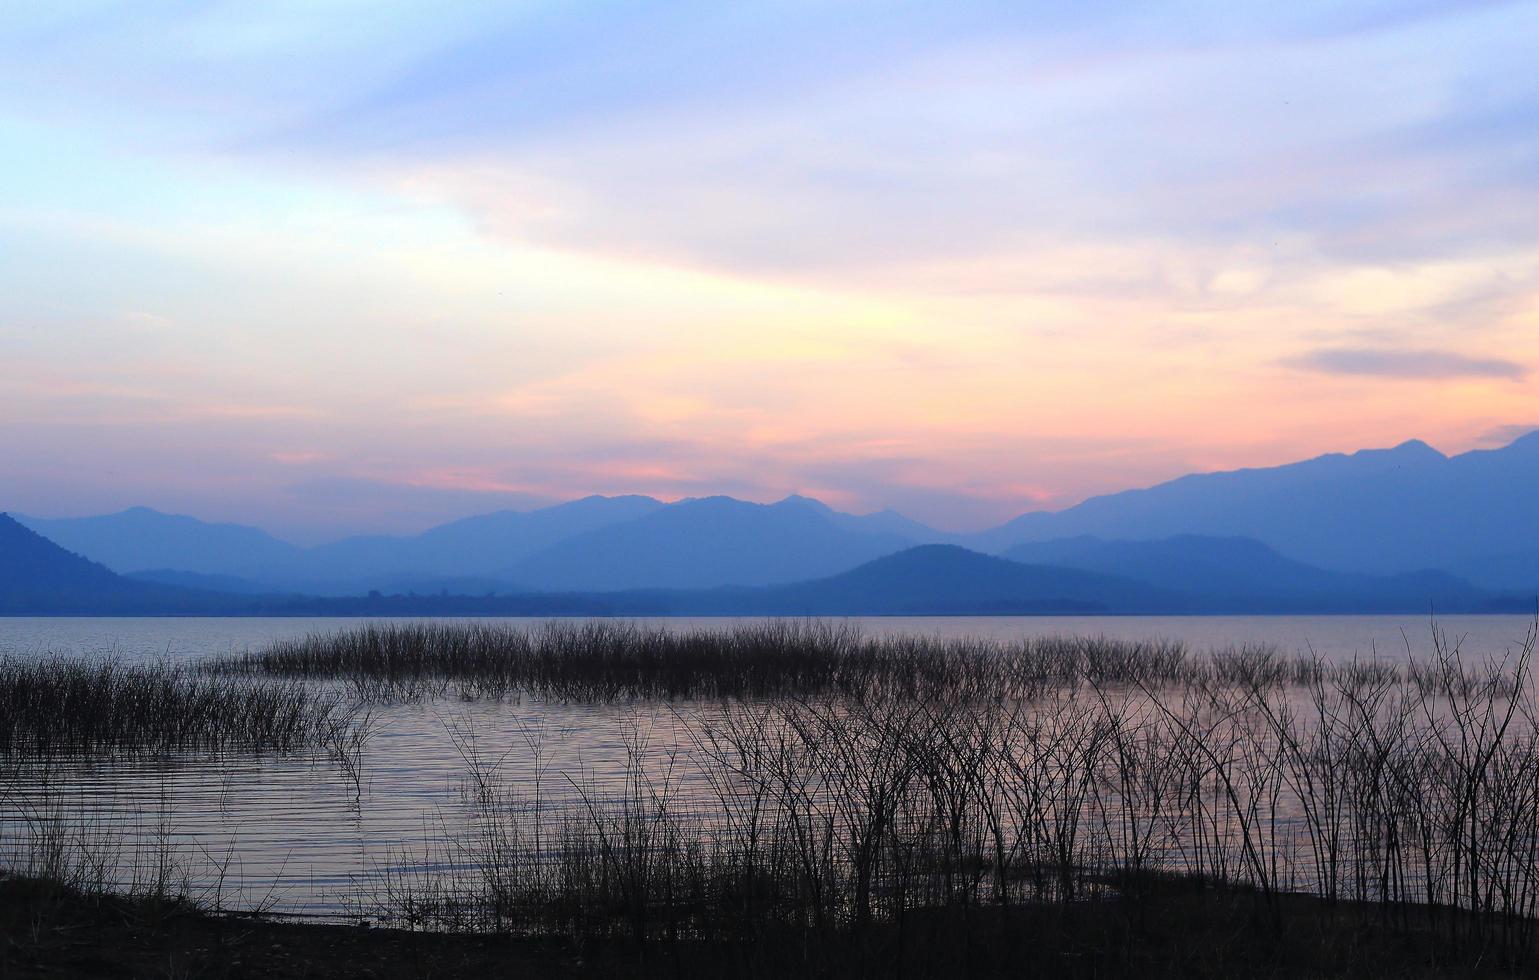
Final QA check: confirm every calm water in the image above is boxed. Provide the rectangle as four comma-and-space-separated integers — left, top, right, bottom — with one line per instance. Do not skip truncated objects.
3, 615, 1535, 919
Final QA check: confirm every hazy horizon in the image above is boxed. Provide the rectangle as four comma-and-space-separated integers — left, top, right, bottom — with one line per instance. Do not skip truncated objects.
10, 428, 1537, 547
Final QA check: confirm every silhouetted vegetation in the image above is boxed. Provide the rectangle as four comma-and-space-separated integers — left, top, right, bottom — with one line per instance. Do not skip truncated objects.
216, 619, 1496, 703
6, 620, 1539, 976
3, 869, 1527, 978
0, 658, 343, 758
327, 623, 1539, 970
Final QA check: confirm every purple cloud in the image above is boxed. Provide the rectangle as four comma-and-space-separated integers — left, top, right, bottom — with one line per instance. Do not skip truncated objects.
1283, 347, 1526, 380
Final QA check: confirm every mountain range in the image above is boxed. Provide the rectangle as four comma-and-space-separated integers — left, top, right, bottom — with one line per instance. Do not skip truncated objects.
984, 434, 1539, 588
4, 514, 1521, 617
6, 432, 1538, 612
0, 515, 226, 614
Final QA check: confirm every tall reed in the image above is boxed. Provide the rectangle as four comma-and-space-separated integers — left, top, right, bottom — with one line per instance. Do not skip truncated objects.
0, 657, 343, 758
346, 622, 1539, 966
215, 620, 1465, 703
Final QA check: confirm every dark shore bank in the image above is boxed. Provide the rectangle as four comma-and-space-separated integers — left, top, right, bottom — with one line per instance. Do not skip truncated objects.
2, 872, 1527, 979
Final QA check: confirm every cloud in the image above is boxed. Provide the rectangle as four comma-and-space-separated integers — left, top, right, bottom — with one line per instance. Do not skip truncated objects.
1283, 347, 1526, 380
328, 2, 1539, 287
268, 450, 331, 465
6, 3, 1539, 540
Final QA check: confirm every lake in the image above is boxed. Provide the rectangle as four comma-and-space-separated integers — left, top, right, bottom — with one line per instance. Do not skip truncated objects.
3, 614, 1536, 922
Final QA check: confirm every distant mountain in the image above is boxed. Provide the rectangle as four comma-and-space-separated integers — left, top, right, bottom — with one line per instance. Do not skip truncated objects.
15, 496, 940, 593
507, 496, 917, 591
15, 507, 303, 578
1, 513, 131, 595
121, 567, 532, 600
1003, 535, 1483, 610
14, 507, 302, 576
0, 514, 217, 613
615, 544, 1514, 616
290, 495, 665, 590
776, 495, 954, 543
5, 517, 1521, 616
361, 545, 1178, 616
0, 519, 562, 615
126, 569, 279, 595
17, 496, 667, 594
977, 433, 1539, 578
1445, 547, 1539, 594
747, 545, 1180, 614
18, 431, 1539, 599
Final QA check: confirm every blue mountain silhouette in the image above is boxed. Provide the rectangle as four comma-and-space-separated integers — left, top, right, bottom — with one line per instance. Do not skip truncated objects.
507, 496, 915, 591
16, 506, 300, 577
746, 544, 1179, 614
0, 514, 215, 613
0, 517, 1520, 615
1002, 535, 1482, 608
12, 431, 1539, 598
974, 433, 1539, 583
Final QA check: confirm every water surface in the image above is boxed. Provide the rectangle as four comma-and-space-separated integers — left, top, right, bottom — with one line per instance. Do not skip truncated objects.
3, 615, 1534, 919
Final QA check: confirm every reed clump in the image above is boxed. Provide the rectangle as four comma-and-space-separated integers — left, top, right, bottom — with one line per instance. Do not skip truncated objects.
347, 623, 1539, 969
0, 657, 343, 758
11, 620, 1539, 974
215, 620, 1445, 703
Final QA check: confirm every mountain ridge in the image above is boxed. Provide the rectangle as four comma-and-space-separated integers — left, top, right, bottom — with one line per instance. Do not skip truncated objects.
13, 431, 1539, 594
505, 495, 916, 591
973, 434, 1539, 580
0, 514, 228, 613
3, 515, 1522, 617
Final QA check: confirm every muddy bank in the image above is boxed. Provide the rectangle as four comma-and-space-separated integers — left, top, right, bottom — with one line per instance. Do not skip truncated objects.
2, 872, 1528, 979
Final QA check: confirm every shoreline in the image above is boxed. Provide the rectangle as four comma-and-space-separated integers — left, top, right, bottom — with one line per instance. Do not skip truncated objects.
2, 872, 1529, 979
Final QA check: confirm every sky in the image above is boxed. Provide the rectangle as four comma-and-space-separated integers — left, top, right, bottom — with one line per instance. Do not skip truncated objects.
2, 1, 1537, 543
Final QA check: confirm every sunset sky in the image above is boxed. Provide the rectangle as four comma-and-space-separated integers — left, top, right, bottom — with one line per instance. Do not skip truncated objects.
3, 2, 1537, 542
